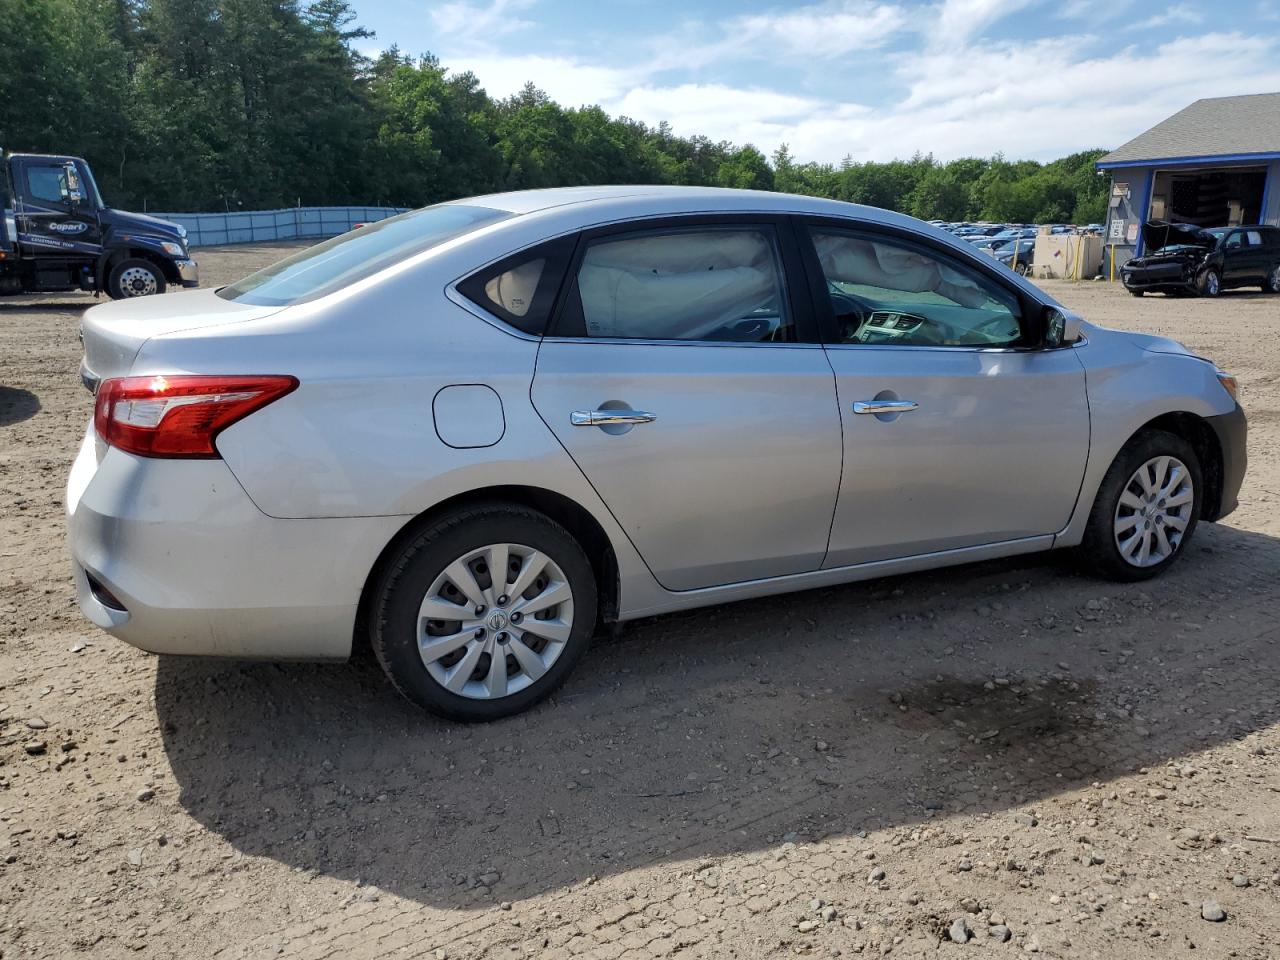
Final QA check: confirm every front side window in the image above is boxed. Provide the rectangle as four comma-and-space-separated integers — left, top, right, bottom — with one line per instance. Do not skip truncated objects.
218, 204, 510, 306
26, 167, 70, 205
562, 227, 793, 342
809, 228, 1024, 347
1224, 232, 1246, 250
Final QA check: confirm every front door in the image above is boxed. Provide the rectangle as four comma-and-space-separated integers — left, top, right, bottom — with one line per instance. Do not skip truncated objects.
11, 156, 102, 258
531, 218, 842, 591
798, 221, 1091, 567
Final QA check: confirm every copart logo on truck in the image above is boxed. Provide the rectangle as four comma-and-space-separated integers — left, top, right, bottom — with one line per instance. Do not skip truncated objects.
50, 222, 88, 235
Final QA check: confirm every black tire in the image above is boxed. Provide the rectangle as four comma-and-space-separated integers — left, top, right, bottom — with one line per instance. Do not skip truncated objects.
1196, 268, 1221, 298
1015, 261, 1030, 277
1078, 430, 1202, 582
106, 257, 166, 300
1128, 288, 1143, 297
370, 504, 597, 722
1264, 264, 1280, 294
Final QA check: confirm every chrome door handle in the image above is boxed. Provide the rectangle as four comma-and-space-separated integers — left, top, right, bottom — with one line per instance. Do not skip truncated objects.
571, 409, 657, 427
852, 400, 918, 415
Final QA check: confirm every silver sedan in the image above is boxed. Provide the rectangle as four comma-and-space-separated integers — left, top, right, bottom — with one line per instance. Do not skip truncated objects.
68, 187, 1247, 720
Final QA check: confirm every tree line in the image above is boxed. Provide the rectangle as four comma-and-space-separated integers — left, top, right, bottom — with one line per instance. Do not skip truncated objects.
1, 0, 1110, 224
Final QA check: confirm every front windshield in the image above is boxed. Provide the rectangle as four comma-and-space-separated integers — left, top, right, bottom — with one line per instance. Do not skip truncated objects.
218, 204, 510, 306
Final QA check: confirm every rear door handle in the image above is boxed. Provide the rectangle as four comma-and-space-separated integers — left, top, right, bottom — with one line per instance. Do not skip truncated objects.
852, 400, 918, 415
571, 409, 657, 427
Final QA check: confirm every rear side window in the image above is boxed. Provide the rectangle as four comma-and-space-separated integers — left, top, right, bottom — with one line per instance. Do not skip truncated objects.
457, 236, 576, 335
218, 204, 510, 306
556, 226, 794, 342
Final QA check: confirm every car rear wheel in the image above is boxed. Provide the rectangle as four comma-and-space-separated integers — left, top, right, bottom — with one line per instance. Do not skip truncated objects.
1078, 430, 1201, 582
1197, 268, 1221, 298
371, 504, 597, 721
1265, 264, 1280, 294
106, 258, 166, 299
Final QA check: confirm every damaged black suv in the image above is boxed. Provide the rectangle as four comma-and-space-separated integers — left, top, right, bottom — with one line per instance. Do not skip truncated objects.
1121, 220, 1280, 298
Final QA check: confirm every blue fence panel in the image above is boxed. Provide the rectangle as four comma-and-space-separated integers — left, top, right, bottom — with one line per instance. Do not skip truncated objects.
149, 206, 410, 247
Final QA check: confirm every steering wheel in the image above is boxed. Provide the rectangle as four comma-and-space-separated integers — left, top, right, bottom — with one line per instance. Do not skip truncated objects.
828, 286, 872, 340
967, 314, 1021, 343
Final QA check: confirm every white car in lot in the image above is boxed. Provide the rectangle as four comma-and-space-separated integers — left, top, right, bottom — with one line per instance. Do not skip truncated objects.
68, 187, 1246, 720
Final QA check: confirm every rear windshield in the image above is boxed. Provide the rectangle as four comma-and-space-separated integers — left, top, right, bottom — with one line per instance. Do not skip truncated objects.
217, 204, 510, 306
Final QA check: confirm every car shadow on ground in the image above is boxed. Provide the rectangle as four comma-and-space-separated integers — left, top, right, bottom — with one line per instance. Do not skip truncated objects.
0, 300, 96, 312
155, 521, 1280, 910
0, 385, 40, 426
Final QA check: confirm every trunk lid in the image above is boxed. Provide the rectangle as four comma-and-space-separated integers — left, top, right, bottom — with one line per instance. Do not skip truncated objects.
79, 289, 284, 389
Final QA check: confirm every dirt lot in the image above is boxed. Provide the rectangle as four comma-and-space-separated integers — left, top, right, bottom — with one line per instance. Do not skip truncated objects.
2, 244, 1279, 960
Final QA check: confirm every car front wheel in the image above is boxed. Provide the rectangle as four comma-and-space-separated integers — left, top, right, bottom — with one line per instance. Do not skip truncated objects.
371, 504, 597, 721
1197, 268, 1221, 297
1079, 430, 1202, 582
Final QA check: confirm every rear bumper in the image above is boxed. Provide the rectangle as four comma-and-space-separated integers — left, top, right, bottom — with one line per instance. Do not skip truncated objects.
174, 258, 199, 288
1205, 403, 1247, 521
65, 428, 405, 659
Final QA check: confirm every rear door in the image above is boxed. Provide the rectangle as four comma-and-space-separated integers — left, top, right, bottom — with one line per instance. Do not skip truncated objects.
530, 216, 843, 591
798, 218, 1090, 567
1241, 230, 1271, 284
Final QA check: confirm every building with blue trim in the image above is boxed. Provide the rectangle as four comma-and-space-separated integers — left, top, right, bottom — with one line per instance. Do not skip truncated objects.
1096, 92, 1280, 264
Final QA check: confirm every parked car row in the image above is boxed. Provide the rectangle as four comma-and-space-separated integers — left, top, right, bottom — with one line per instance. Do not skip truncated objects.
925, 222, 1042, 273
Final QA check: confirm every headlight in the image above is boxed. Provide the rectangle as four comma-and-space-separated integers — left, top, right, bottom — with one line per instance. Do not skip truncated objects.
160, 241, 185, 257
1216, 370, 1239, 402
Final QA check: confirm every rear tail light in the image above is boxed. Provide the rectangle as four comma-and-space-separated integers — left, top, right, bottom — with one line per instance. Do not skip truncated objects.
94, 374, 298, 458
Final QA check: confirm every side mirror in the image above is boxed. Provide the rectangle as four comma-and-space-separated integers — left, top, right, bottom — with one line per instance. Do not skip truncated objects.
1043, 307, 1083, 348
63, 161, 83, 205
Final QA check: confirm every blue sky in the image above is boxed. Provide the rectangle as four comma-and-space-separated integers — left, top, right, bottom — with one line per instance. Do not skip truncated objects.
353, 0, 1280, 164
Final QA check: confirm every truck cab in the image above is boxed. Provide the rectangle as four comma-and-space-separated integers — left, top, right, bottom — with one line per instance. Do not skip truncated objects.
1, 151, 197, 299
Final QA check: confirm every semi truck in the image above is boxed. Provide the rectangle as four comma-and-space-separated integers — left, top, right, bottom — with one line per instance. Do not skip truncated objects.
1, 151, 197, 299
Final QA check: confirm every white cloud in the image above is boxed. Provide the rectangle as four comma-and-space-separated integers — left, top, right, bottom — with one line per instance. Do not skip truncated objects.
925, 0, 1034, 46
730, 1, 907, 59
613, 84, 838, 145
442, 53, 642, 106
1133, 2, 1204, 28
436, 6, 1280, 167
430, 0, 536, 45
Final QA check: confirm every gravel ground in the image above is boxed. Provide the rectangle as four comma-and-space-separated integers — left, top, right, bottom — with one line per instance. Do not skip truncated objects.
2, 243, 1279, 960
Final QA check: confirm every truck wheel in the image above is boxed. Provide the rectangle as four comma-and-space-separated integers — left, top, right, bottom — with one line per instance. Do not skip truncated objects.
1265, 264, 1280, 294
107, 258, 166, 299
1196, 268, 1221, 298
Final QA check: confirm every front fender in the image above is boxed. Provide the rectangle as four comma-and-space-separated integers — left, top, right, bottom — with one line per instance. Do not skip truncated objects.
1056, 340, 1235, 546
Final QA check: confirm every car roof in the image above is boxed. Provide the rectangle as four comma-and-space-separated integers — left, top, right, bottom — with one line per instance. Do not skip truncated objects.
447, 184, 903, 223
